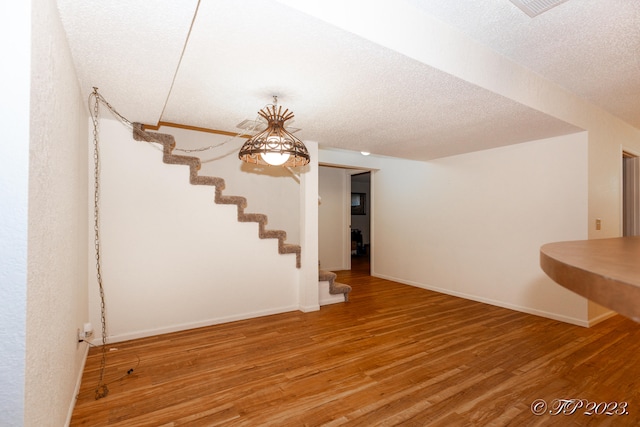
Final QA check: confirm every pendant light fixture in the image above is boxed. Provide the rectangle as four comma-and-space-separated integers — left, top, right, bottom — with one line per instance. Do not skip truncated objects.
239, 96, 310, 167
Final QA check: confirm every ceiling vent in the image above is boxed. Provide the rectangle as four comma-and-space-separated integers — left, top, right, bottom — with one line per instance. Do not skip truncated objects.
236, 119, 266, 133
509, 0, 570, 17
236, 119, 300, 134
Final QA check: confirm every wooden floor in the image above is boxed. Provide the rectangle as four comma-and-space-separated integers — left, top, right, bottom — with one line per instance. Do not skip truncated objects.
71, 256, 640, 426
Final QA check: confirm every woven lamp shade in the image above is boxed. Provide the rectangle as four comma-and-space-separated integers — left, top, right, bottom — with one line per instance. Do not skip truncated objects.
239, 104, 310, 167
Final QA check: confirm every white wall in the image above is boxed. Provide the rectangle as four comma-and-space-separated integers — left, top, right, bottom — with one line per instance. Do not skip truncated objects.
24, 0, 90, 425
158, 125, 301, 244
298, 141, 320, 312
89, 120, 301, 342
285, 0, 640, 323
373, 133, 591, 325
318, 166, 349, 270
0, 3, 30, 425
320, 134, 595, 325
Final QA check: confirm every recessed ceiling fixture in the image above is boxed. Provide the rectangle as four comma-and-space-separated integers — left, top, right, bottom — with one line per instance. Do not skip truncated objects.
238, 96, 310, 167
509, 0, 570, 17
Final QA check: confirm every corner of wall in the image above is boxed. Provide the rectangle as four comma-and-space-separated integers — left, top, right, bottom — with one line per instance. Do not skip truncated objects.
25, 0, 90, 425
299, 141, 320, 311
587, 301, 617, 326
0, 3, 30, 425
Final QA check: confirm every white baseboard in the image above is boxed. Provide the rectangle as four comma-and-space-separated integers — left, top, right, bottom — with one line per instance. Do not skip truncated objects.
64, 343, 90, 427
319, 281, 346, 306
299, 304, 321, 312
96, 305, 300, 344
373, 272, 590, 327
588, 309, 617, 326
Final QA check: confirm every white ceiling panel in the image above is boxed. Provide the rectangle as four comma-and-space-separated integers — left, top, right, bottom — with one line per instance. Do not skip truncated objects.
56, 0, 638, 161
56, 0, 199, 124
162, 0, 581, 160
406, 0, 640, 129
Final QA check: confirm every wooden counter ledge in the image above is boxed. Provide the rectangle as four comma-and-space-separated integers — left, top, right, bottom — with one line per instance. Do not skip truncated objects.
540, 236, 640, 322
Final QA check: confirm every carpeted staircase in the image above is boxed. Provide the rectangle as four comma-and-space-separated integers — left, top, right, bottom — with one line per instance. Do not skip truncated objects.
132, 123, 301, 268
318, 270, 352, 303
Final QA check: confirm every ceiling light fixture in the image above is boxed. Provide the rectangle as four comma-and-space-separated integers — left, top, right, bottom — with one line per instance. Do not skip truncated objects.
239, 96, 310, 167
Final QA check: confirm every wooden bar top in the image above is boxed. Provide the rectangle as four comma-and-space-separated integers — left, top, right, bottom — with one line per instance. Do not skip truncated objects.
540, 236, 640, 322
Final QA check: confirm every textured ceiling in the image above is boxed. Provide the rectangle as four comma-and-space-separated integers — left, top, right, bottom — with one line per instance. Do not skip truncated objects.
56, 0, 639, 161
406, 0, 640, 131
56, 0, 199, 124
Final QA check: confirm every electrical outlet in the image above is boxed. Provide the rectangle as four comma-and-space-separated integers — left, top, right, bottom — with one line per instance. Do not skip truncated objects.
78, 323, 94, 342
82, 322, 94, 341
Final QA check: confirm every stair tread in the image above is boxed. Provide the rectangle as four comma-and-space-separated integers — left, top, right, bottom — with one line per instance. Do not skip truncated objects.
318, 270, 337, 281
318, 269, 351, 300
132, 123, 301, 269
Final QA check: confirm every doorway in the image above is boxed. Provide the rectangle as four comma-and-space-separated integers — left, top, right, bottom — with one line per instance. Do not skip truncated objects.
623, 151, 640, 236
351, 172, 371, 273
318, 165, 373, 272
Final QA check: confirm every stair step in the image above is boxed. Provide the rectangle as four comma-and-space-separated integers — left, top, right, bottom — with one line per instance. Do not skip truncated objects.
239, 213, 267, 224
318, 270, 336, 282
132, 123, 301, 269
319, 269, 351, 302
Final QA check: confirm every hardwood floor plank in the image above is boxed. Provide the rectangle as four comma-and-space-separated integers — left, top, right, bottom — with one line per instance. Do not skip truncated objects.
71, 256, 640, 426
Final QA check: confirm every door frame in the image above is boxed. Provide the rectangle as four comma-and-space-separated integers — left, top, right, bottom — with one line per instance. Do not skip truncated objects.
318, 163, 375, 271
622, 147, 640, 236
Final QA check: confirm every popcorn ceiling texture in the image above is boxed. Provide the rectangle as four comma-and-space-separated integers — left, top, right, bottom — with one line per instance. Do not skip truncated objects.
132, 124, 301, 268
56, 0, 638, 161
56, 0, 199, 125
159, 0, 583, 160
406, 0, 640, 130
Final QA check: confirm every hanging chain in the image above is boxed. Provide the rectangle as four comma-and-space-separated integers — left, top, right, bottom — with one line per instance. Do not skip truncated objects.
85, 88, 275, 400
87, 88, 265, 159
91, 87, 109, 400
92, 90, 132, 129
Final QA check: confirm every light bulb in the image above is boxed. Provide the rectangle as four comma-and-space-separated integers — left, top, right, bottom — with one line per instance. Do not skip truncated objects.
261, 151, 291, 166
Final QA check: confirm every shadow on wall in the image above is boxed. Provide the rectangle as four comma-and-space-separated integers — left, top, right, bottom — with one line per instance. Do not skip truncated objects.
522, 274, 589, 326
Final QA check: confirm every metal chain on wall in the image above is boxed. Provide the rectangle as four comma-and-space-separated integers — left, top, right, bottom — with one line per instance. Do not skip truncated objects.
85, 88, 299, 399
86, 87, 236, 400
90, 87, 109, 399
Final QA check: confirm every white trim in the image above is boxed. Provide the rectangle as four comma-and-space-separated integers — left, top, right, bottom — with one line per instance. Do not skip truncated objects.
369, 171, 375, 274
620, 146, 640, 159
373, 273, 591, 327
621, 145, 640, 237
94, 305, 300, 344
344, 171, 352, 270
299, 304, 321, 312
319, 281, 346, 306
587, 309, 617, 327
64, 344, 90, 427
